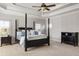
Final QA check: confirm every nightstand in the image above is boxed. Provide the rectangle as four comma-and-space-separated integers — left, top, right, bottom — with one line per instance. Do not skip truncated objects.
1, 35, 12, 46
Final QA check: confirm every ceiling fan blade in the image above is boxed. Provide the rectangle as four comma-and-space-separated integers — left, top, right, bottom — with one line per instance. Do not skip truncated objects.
45, 7, 50, 11
32, 6, 41, 7
46, 4, 56, 7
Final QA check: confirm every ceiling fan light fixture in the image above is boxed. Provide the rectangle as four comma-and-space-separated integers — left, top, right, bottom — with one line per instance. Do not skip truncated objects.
43, 10, 48, 12
40, 7, 48, 12
41, 7, 45, 11
32, 3, 56, 12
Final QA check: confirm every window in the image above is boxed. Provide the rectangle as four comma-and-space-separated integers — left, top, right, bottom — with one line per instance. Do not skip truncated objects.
0, 20, 10, 37
35, 24, 41, 30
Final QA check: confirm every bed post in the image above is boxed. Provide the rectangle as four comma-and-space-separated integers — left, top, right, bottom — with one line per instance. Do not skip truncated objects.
25, 13, 27, 51
15, 20, 17, 43
33, 21, 35, 30
48, 18, 50, 46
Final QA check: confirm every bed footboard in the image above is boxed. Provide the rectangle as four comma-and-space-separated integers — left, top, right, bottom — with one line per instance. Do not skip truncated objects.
27, 38, 48, 48
25, 37, 49, 51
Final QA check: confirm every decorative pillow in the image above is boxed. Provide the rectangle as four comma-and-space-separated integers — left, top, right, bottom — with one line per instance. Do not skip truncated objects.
34, 31, 38, 35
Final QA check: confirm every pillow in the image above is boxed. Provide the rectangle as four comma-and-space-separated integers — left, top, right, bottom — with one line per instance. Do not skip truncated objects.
30, 30, 35, 35
21, 31, 25, 36
35, 30, 42, 35
38, 31, 41, 35
17, 31, 22, 36
34, 31, 38, 35
17, 31, 25, 36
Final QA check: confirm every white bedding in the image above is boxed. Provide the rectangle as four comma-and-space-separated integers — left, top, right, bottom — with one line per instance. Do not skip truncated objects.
19, 34, 47, 48
28, 34, 47, 40
20, 36, 25, 47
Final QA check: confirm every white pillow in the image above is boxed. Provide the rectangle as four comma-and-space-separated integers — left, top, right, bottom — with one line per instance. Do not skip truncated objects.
38, 31, 42, 35
17, 31, 22, 36
30, 30, 35, 35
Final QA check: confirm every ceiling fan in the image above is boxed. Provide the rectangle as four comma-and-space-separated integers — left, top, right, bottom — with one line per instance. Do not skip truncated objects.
32, 3, 56, 11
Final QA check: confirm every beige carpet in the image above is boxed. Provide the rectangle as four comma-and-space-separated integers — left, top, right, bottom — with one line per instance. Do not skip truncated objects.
0, 41, 79, 56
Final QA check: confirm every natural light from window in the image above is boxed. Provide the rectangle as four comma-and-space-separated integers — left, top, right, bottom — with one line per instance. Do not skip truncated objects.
0, 20, 10, 37
35, 24, 41, 30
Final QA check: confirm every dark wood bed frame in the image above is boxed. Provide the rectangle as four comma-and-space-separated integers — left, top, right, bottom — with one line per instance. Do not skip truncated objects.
15, 13, 50, 51
25, 14, 50, 51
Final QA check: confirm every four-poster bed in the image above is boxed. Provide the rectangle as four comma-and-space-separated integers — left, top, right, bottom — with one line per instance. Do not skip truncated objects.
16, 13, 50, 51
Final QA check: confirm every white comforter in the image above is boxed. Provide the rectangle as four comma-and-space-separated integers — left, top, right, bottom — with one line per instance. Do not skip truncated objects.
19, 34, 47, 47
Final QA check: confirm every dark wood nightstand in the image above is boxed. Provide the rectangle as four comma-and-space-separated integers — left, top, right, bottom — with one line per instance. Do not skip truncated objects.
1, 35, 12, 46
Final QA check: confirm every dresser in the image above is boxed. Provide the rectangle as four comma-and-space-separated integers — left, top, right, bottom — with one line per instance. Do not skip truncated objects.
61, 32, 78, 46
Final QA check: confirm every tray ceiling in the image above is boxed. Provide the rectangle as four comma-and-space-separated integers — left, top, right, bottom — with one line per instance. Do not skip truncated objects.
0, 3, 78, 17
12, 3, 67, 12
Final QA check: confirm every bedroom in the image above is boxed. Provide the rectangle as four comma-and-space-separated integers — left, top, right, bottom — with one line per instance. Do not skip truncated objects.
0, 3, 79, 56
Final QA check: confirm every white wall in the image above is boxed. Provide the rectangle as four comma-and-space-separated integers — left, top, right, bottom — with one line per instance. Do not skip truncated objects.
17, 16, 25, 27
50, 10, 79, 42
